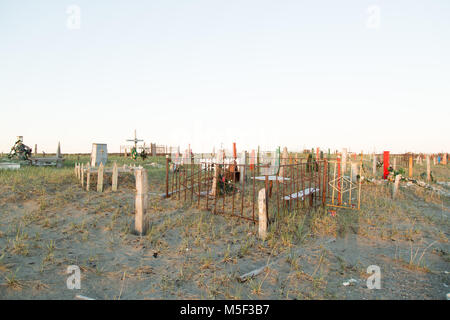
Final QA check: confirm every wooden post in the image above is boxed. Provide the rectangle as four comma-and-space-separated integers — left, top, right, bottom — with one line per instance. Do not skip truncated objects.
165, 155, 170, 198
383, 151, 390, 179
97, 163, 104, 192
112, 162, 118, 191
74, 163, 78, 178
34, 144, 37, 156
81, 164, 85, 187
86, 166, 90, 191
351, 162, 358, 183
134, 168, 148, 235
258, 188, 268, 240
426, 154, 431, 182
342, 148, 347, 174
443, 153, 447, 165
372, 153, 377, 177
393, 157, 397, 171
409, 155, 413, 178
393, 174, 401, 199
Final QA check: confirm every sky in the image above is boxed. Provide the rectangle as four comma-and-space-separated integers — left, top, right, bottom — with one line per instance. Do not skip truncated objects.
0, 0, 449, 154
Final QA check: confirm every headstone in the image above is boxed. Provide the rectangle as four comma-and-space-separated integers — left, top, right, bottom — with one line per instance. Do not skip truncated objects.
91, 143, 108, 167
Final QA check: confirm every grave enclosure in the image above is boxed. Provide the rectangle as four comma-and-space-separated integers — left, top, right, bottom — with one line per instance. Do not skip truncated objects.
70, 148, 447, 238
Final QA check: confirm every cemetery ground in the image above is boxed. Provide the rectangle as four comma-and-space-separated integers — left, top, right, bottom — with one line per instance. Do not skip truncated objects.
0, 155, 449, 300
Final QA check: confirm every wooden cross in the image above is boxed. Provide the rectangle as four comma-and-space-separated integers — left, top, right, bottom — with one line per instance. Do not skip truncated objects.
126, 129, 144, 150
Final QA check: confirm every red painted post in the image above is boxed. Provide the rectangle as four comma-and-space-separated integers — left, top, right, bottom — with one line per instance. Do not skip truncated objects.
383, 151, 390, 179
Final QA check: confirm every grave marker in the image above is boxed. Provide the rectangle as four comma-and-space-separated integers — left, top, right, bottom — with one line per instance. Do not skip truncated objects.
97, 163, 104, 192
134, 168, 148, 235
258, 188, 268, 240
112, 161, 118, 191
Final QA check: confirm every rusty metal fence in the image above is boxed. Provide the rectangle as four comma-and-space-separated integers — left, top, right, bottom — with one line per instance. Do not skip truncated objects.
164, 156, 333, 223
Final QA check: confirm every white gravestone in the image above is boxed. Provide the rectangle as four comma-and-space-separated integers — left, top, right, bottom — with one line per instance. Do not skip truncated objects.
91, 143, 108, 167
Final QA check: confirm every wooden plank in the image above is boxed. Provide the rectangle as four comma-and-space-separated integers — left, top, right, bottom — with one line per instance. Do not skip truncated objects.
283, 188, 319, 201
252, 176, 290, 182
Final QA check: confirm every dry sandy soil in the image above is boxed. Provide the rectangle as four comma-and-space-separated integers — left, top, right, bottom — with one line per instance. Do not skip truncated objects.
0, 156, 449, 299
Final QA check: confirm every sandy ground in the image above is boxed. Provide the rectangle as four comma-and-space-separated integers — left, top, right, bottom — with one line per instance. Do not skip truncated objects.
0, 157, 449, 299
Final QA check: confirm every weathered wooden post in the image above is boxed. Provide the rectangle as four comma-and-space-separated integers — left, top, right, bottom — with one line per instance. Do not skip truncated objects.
34, 144, 37, 156
112, 162, 118, 191
74, 163, 78, 178
393, 157, 397, 171
426, 154, 431, 182
165, 155, 170, 198
97, 163, 104, 192
372, 153, 377, 177
279, 147, 288, 177
134, 168, 148, 235
86, 165, 90, 191
258, 188, 268, 240
351, 162, 358, 183
81, 163, 85, 187
393, 174, 401, 199
409, 155, 413, 178
342, 148, 348, 174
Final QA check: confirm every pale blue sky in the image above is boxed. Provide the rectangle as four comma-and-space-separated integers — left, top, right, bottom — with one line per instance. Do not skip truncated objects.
1, 1, 449, 154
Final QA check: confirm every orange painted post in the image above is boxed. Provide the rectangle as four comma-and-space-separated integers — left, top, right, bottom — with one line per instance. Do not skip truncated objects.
409, 155, 413, 178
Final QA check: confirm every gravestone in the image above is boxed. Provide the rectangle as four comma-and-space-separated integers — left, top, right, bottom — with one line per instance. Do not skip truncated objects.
91, 143, 108, 167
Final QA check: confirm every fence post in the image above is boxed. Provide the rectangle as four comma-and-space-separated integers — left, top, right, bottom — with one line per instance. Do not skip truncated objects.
409, 155, 413, 178
86, 166, 90, 191
112, 162, 118, 191
372, 153, 377, 177
258, 188, 268, 240
166, 155, 170, 198
135, 168, 148, 235
81, 164, 84, 187
97, 162, 104, 192
426, 154, 431, 182
393, 174, 401, 199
